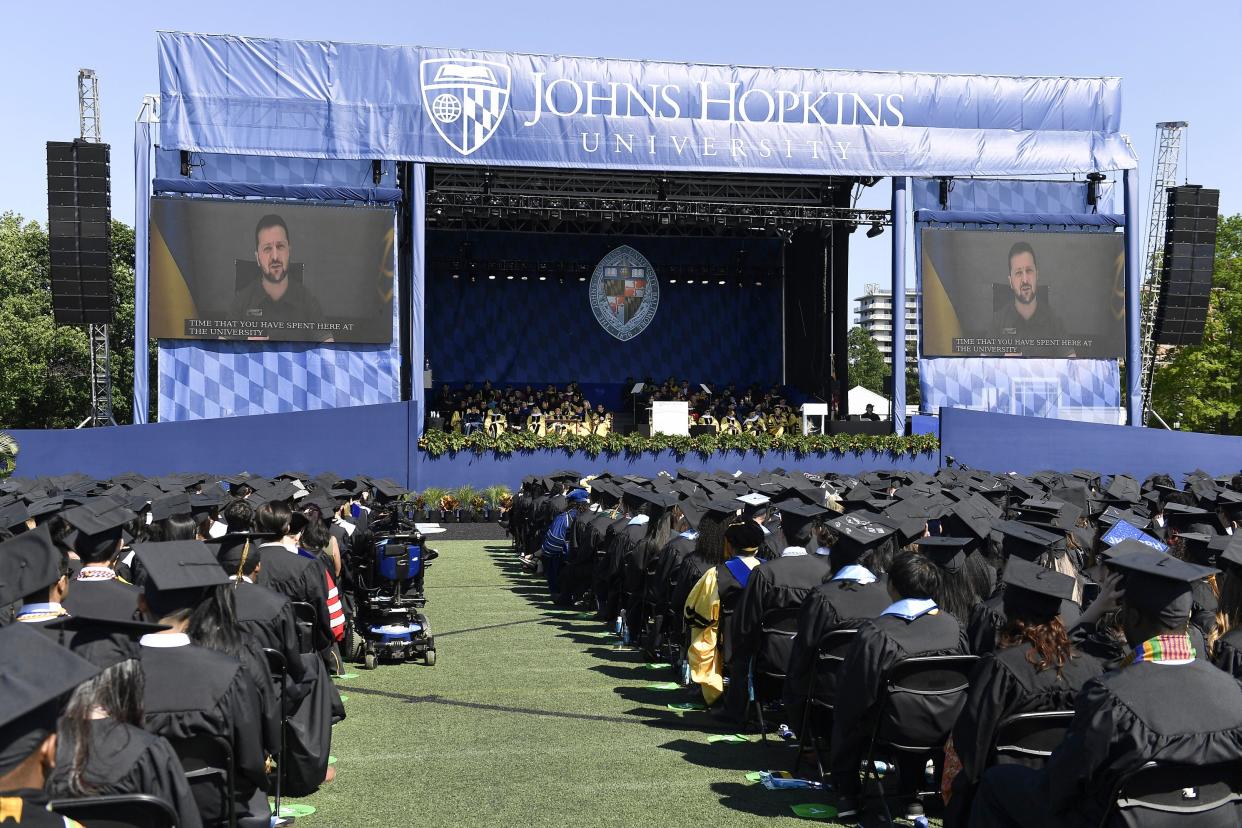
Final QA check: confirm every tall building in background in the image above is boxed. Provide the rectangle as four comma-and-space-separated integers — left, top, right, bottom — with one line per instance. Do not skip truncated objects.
854, 284, 920, 365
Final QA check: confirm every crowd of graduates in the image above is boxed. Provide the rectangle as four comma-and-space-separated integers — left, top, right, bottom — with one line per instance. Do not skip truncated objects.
0, 471, 406, 827
509, 465, 1242, 826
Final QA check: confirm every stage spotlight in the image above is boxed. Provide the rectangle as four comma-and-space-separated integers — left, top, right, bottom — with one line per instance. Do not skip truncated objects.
578, 276, 586, 282
488, 274, 496, 280
846, 221, 859, 234
539, 276, 547, 281
506, 275, 515, 280
451, 273, 460, 280
1086, 172, 1106, 208
521, 276, 529, 281
669, 279, 677, 284
718, 280, 726, 285
755, 280, 763, 287
685, 279, 695, 285
866, 221, 884, 238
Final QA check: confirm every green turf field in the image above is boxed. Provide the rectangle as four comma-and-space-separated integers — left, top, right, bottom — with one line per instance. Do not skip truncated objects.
283, 540, 925, 827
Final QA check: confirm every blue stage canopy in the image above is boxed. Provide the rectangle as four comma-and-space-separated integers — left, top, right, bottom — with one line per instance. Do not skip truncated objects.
157, 31, 1137, 176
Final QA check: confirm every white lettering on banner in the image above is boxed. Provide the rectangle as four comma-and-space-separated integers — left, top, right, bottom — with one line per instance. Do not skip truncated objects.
461, 58, 906, 156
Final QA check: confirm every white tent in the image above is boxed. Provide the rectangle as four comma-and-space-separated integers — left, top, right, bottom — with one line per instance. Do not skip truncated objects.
848, 386, 890, 418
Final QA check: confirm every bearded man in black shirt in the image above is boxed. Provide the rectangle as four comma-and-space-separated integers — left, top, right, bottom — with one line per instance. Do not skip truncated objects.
229, 214, 330, 342
990, 241, 1073, 357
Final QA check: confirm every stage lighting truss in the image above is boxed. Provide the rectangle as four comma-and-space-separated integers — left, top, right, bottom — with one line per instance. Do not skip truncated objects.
423, 165, 889, 237
427, 253, 780, 287
425, 190, 890, 237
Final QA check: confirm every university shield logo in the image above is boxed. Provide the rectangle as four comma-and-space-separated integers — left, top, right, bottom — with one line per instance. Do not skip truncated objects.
589, 246, 660, 341
420, 58, 511, 156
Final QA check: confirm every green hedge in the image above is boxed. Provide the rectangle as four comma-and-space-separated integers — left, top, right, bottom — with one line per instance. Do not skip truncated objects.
417, 429, 939, 459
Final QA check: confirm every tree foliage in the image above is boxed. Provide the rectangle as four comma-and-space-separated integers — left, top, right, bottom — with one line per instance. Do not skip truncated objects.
847, 325, 891, 395
1151, 214, 1242, 434
0, 212, 151, 429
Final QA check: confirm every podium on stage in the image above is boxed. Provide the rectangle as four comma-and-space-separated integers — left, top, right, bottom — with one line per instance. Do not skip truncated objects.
650, 401, 690, 436
801, 403, 829, 435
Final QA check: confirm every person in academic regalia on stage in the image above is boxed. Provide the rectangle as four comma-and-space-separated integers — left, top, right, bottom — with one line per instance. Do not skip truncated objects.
942, 560, 1101, 826
134, 541, 270, 828
207, 532, 338, 796
46, 613, 203, 828
720, 500, 834, 721
970, 541, 1242, 827
59, 500, 140, 621
829, 550, 967, 821
684, 519, 763, 706
0, 623, 100, 827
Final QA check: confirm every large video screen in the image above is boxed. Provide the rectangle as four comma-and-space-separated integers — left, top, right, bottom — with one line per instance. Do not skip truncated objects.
920, 228, 1124, 358
149, 198, 394, 343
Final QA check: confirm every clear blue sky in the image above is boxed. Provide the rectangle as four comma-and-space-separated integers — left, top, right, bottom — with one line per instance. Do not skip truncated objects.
2, 0, 1238, 303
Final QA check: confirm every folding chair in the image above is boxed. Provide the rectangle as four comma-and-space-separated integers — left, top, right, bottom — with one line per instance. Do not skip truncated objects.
746, 605, 802, 740
993, 709, 1075, 769
48, 793, 178, 828
862, 654, 978, 824
263, 648, 292, 826
792, 628, 859, 778
1101, 760, 1242, 828
168, 733, 237, 828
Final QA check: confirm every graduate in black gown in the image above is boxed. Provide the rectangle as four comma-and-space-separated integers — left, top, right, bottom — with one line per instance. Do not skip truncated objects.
721, 500, 834, 721
252, 501, 334, 655
782, 527, 894, 742
208, 532, 337, 796
1210, 536, 1242, 677
971, 541, 1242, 827
944, 559, 1101, 826
46, 614, 202, 828
829, 550, 968, 821
134, 541, 270, 828
621, 491, 677, 645
0, 527, 71, 630
0, 623, 99, 827
642, 501, 700, 660
59, 500, 140, 621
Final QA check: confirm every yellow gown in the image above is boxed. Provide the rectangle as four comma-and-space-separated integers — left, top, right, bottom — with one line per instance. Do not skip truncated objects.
684, 556, 760, 704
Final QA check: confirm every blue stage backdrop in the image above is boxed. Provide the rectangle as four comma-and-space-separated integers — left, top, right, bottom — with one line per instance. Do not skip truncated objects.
914, 179, 1122, 422
425, 231, 782, 386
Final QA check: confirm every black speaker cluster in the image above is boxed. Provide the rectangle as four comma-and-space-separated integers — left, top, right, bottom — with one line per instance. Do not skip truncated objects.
1155, 185, 1218, 346
46, 141, 112, 324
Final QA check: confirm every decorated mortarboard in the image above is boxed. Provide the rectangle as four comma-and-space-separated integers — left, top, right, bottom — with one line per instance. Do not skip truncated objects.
996, 519, 1063, 562
1002, 558, 1075, 619
0, 623, 100, 761
0, 526, 62, 606
736, 492, 772, 508
566, 488, 590, 503
915, 535, 971, 572
826, 512, 896, 548
149, 493, 192, 522
1106, 542, 1217, 627
0, 498, 31, 531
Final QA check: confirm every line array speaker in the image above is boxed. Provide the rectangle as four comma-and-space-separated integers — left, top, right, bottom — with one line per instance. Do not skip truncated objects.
46, 140, 112, 324
1154, 185, 1217, 346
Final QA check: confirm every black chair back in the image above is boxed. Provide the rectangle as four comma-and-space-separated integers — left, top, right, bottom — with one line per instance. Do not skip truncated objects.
756, 605, 802, 679
168, 733, 236, 828
1106, 761, 1242, 828
994, 710, 1075, 768
808, 628, 859, 710
48, 794, 178, 828
875, 654, 977, 751
290, 601, 317, 654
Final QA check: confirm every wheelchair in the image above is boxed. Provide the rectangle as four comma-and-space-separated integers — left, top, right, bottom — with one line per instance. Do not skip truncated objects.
347, 504, 438, 668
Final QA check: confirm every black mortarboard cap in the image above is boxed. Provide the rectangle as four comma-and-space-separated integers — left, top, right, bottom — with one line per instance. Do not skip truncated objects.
52, 613, 170, 670
0, 623, 100, 771
0, 499, 30, 531
149, 493, 192, 522
1002, 557, 1075, 620
1219, 536, 1242, 573
677, 499, 707, 531
915, 536, 971, 573
1107, 542, 1217, 627
1177, 532, 1217, 567
0, 526, 62, 605
203, 532, 277, 573
24, 496, 63, 522
136, 540, 229, 595
702, 499, 742, 522
635, 489, 679, 512
1104, 475, 1142, 504
62, 498, 136, 538
589, 480, 622, 505
776, 499, 830, 539
1162, 502, 1213, 533
948, 500, 994, 541
996, 519, 1063, 562
190, 491, 227, 523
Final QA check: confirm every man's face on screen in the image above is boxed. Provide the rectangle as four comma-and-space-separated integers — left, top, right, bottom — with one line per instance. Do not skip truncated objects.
256, 226, 290, 284
1008, 251, 1038, 305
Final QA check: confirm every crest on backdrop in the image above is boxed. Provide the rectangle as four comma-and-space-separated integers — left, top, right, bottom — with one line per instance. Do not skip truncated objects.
588, 245, 660, 341
420, 58, 511, 156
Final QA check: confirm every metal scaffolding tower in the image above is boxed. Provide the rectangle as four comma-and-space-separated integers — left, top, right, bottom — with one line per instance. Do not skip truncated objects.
76, 68, 115, 427
1138, 121, 1187, 426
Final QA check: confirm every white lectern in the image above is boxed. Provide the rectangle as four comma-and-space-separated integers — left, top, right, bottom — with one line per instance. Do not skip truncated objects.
801, 403, 829, 435
651, 401, 690, 436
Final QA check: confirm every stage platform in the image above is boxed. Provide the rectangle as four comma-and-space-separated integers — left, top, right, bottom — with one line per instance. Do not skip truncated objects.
8, 404, 1242, 490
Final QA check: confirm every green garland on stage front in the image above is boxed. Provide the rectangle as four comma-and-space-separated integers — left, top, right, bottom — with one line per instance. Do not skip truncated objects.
417, 429, 939, 459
